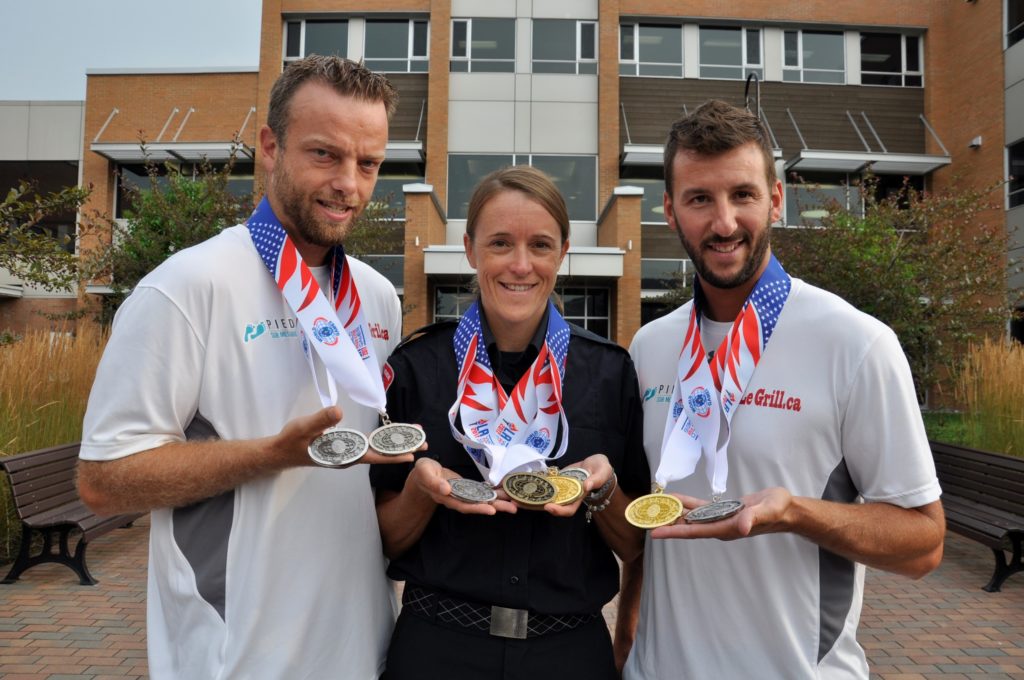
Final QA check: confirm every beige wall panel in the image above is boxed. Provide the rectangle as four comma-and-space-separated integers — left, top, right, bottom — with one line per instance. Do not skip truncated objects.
531, 74, 597, 102
530, 102, 597, 153
449, 73, 516, 101
448, 100, 515, 151
452, 0, 517, 18
27, 103, 84, 161
0, 105, 30, 160
532, 0, 597, 20
1007, 81, 1024, 145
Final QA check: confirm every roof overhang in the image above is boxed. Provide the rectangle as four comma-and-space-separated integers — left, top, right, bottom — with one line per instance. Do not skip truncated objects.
622, 143, 782, 167
90, 142, 253, 163
423, 245, 624, 277
386, 141, 424, 163
785, 150, 951, 176
0, 282, 23, 298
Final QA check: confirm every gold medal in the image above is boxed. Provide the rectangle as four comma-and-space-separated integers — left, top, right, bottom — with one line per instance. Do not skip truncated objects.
502, 472, 557, 507
625, 485, 684, 529
547, 468, 584, 505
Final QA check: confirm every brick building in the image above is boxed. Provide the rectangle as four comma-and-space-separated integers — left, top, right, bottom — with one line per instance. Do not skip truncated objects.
2, 0, 1020, 346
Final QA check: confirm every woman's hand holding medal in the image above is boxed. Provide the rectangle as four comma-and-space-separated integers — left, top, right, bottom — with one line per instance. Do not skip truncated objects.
412, 458, 518, 516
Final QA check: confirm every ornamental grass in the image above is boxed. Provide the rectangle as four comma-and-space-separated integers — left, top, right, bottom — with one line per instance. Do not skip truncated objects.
958, 338, 1024, 457
0, 324, 108, 562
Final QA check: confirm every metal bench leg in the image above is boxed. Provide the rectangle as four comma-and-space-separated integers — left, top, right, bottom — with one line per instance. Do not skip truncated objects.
983, 535, 1022, 593
67, 533, 98, 586
1, 527, 36, 583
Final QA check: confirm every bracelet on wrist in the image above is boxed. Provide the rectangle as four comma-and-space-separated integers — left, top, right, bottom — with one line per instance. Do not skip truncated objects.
584, 474, 617, 523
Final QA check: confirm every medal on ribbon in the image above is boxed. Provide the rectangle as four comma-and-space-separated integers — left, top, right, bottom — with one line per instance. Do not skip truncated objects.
448, 301, 571, 499
247, 198, 424, 466
626, 255, 791, 528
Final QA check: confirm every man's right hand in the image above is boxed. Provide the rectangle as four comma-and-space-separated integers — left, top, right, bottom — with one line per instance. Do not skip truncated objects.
278, 406, 416, 467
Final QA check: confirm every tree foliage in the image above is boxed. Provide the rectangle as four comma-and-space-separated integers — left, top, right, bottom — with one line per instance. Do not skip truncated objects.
771, 174, 1018, 399
0, 181, 90, 292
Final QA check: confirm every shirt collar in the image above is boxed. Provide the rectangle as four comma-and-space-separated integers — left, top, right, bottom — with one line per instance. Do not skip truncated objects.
479, 303, 549, 355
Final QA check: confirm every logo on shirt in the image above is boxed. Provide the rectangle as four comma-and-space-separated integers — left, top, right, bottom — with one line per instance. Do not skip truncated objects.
369, 322, 390, 341
739, 388, 802, 412
243, 317, 301, 343
643, 383, 674, 403
382, 361, 395, 391
243, 321, 266, 343
688, 387, 712, 418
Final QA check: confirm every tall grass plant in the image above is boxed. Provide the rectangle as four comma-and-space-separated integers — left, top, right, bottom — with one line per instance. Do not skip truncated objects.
958, 338, 1024, 456
0, 325, 107, 561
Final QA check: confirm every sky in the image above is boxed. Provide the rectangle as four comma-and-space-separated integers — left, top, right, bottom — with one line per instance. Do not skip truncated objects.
0, 0, 263, 100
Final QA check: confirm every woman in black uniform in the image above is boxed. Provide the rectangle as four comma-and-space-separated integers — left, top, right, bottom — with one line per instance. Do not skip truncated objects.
371, 166, 649, 680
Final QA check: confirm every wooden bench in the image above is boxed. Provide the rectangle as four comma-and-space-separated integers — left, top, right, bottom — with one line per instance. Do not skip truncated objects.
931, 440, 1024, 592
0, 442, 142, 585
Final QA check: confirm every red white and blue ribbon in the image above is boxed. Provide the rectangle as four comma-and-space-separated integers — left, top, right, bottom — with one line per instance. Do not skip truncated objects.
657, 255, 791, 495
449, 301, 571, 486
247, 197, 386, 413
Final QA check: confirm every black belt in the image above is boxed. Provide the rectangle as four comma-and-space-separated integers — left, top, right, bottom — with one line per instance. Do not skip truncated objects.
402, 584, 600, 640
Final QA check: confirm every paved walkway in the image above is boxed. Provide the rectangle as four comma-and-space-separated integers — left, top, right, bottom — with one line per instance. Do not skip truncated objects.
1, 516, 1021, 679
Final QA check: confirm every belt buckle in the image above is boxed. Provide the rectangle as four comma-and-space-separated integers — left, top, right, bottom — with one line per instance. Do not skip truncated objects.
489, 605, 528, 639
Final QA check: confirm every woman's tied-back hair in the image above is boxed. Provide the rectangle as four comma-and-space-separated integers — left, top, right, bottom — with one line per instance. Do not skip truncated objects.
465, 165, 570, 244
267, 55, 398, 147
663, 99, 776, 194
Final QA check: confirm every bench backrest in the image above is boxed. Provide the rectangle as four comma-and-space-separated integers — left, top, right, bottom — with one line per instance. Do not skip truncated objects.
0, 443, 81, 520
931, 441, 1024, 518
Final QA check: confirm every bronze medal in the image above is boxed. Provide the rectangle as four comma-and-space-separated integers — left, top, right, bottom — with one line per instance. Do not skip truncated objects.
502, 472, 557, 506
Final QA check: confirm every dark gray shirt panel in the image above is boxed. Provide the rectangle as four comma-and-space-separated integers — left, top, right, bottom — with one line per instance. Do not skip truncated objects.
818, 457, 860, 663
172, 413, 234, 621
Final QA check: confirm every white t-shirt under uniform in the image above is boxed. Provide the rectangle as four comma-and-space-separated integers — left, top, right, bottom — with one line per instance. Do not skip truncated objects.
625, 278, 941, 680
81, 225, 402, 680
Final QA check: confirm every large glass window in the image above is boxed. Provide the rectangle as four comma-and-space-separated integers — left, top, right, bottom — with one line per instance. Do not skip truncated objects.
435, 284, 476, 321
618, 178, 665, 224
448, 155, 597, 221
533, 19, 597, 74
559, 286, 609, 338
368, 163, 425, 219
619, 24, 683, 77
451, 18, 515, 72
860, 33, 922, 87
365, 19, 429, 73
1010, 139, 1024, 209
641, 259, 688, 291
699, 26, 762, 80
783, 30, 845, 84
1010, 0, 1024, 47
115, 163, 254, 219
283, 19, 348, 66
785, 173, 863, 227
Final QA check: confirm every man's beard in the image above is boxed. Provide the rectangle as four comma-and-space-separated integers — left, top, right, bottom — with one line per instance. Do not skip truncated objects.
272, 162, 361, 248
674, 211, 772, 290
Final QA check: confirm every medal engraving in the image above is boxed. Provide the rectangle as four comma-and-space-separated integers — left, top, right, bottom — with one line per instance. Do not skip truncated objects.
502, 472, 556, 506
369, 422, 425, 456
549, 475, 584, 505
625, 493, 684, 529
685, 499, 744, 523
308, 428, 368, 467
448, 478, 498, 504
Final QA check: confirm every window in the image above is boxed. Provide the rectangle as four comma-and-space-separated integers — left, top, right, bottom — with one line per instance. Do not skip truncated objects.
783, 30, 845, 84
619, 24, 683, 77
435, 285, 476, 321
116, 163, 254, 219
785, 173, 863, 226
1010, 0, 1024, 47
1010, 139, 1024, 209
368, 163, 425, 219
533, 19, 597, 74
558, 286, 609, 338
641, 259, 689, 291
283, 19, 348, 65
364, 19, 429, 73
699, 26, 762, 80
448, 155, 597, 221
619, 178, 665, 224
860, 33, 922, 87
451, 18, 515, 72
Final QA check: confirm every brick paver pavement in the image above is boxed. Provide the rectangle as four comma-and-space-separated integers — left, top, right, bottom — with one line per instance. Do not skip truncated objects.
1, 516, 1021, 679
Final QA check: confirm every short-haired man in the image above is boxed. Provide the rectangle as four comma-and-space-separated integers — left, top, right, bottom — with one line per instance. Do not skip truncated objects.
79, 56, 411, 679
622, 100, 945, 679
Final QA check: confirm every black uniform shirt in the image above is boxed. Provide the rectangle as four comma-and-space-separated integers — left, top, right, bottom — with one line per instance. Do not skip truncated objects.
370, 315, 649, 616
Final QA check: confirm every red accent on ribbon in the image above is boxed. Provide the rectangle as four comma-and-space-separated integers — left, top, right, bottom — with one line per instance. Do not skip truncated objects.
742, 305, 761, 363
278, 242, 297, 290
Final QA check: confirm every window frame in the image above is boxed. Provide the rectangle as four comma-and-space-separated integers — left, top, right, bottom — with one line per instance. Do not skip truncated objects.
619, 23, 684, 77
1008, 0, 1024, 48
450, 18, 516, 73
860, 32, 923, 88
363, 18, 430, 73
698, 25, 763, 81
782, 29, 846, 84
282, 18, 349, 65
532, 19, 598, 75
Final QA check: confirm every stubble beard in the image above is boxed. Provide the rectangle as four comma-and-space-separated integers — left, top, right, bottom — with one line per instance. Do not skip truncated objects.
675, 212, 773, 290
271, 162, 362, 249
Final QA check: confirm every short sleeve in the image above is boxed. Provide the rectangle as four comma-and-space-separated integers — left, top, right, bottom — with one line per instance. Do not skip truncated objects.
80, 286, 206, 461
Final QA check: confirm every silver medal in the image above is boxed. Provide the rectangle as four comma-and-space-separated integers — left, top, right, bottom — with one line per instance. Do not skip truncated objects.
684, 499, 744, 524
448, 478, 498, 504
560, 468, 590, 483
368, 422, 426, 456
308, 428, 368, 467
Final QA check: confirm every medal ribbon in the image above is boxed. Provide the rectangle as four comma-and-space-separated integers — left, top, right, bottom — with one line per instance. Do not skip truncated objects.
247, 197, 386, 413
449, 301, 571, 486
656, 255, 791, 494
